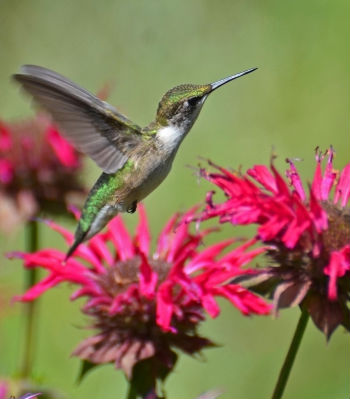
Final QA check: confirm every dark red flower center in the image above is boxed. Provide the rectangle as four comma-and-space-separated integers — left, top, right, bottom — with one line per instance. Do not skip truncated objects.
74, 255, 212, 377
98, 255, 171, 298
321, 202, 350, 254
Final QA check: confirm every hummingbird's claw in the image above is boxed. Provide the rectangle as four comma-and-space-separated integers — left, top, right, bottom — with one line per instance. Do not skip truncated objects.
127, 201, 137, 214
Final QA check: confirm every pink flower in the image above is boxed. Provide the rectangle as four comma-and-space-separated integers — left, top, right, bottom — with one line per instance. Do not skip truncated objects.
197, 148, 350, 339
10, 205, 270, 381
0, 115, 85, 231
0, 381, 7, 399
46, 125, 79, 168
0, 378, 41, 399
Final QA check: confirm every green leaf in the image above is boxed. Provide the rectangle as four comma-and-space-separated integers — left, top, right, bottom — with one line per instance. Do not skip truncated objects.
76, 360, 100, 384
127, 352, 178, 399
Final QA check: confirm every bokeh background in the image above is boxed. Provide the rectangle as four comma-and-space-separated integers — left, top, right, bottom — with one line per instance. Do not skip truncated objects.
0, 0, 348, 398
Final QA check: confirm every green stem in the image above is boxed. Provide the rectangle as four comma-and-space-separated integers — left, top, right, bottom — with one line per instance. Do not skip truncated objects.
20, 220, 39, 379
126, 358, 160, 399
126, 374, 158, 399
271, 309, 309, 399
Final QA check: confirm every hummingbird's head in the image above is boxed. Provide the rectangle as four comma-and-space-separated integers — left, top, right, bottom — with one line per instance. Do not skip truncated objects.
155, 68, 257, 133
156, 83, 211, 131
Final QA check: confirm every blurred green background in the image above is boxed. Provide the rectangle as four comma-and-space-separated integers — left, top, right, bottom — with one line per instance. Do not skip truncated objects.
0, 0, 348, 398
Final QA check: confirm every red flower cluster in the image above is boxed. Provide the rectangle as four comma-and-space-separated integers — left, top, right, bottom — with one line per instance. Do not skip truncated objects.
0, 379, 40, 399
198, 148, 350, 338
11, 205, 270, 379
0, 115, 85, 231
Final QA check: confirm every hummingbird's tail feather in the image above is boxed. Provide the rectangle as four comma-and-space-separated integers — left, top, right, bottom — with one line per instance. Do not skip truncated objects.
65, 203, 119, 261
65, 227, 88, 261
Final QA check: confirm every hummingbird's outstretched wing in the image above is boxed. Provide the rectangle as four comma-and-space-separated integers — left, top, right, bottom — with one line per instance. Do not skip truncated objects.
13, 65, 144, 174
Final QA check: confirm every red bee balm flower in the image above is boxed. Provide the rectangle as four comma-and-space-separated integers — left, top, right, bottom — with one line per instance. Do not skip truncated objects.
198, 148, 350, 339
11, 205, 270, 380
0, 378, 41, 399
0, 115, 85, 231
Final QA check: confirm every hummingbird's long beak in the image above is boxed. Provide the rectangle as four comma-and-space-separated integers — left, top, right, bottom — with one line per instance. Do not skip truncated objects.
210, 67, 257, 93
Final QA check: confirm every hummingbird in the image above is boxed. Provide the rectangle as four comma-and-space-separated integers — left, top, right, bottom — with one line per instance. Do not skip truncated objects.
13, 65, 257, 259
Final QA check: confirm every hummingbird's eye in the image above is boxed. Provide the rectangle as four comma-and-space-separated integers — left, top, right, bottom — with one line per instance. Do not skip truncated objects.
187, 97, 199, 106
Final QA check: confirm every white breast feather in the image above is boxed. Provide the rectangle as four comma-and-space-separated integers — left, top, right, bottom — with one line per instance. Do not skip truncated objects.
157, 125, 184, 151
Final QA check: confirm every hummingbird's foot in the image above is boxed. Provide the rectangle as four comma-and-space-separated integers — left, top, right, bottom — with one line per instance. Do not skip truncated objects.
127, 201, 137, 214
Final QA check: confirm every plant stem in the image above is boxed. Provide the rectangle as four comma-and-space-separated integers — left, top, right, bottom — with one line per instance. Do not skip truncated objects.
126, 358, 160, 399
271, 309, 309, 399
20, 220, 39, 378
127, 386, 157, 399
